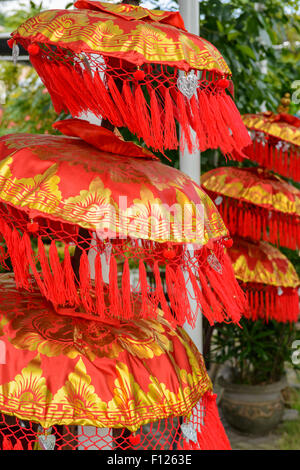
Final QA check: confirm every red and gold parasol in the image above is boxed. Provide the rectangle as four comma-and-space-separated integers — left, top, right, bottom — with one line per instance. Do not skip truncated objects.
201, 166, 300, 250
8, 1, 251, 156
0, 122, 246, 327
0, 274, 230, 450
0, 120, 226, 243
241, 109, 300, 181
227, 238, 299, 323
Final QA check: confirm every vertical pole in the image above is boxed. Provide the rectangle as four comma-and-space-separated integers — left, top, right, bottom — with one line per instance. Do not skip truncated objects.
178, 0, 202, 354
177, 0, 201, 182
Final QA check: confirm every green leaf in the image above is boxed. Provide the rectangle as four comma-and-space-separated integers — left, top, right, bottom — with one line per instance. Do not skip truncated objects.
216, 19, 224, 33
236, 44, 257, 59
227, 31, 240, 41
258, 28, 273, 47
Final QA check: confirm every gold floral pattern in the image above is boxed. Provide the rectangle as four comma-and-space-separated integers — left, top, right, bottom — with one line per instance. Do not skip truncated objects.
243, 113, 300, 147
12, 8, 230, 74
228, 238, 300, 288
2, 359, 51, 405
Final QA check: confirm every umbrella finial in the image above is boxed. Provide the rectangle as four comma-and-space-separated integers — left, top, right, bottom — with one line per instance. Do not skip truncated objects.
277, 92, 291, 114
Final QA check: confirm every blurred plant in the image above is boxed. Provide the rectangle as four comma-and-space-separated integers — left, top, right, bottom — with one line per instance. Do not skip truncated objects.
2, 1, 44, 31
212, 318, 299, 385
0, 64, 66, 135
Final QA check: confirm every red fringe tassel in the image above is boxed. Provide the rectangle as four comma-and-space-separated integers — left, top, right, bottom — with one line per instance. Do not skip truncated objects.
197, 393, 231, 450
0, 221, 246, 326
32, 55, 250, 157
177, 393, 231, 450
242, 284, 299, 323
244, 140, 300, 182
210, 194, 299, 251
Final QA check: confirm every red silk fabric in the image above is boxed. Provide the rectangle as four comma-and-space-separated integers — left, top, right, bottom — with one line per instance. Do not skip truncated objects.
227, 237, 299, 288
74, 1, 187, 30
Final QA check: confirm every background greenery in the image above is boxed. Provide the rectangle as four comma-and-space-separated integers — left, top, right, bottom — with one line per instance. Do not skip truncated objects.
212, 318, 298, 385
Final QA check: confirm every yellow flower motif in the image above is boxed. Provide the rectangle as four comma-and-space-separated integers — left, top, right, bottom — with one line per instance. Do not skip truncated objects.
131, 24, 178, 61
0, 356, 51, 408
203, 170, 299, 215
117, 315, 174, 360
177, 335, 212, 390
0, 277, 212, 430
176, 187, 227, 243
230, 240, 300, 287
0, 159, 61, 213
92, 19, 124, 46
0, 329, 211, 430
0, 134, 227, 243
127, 187, 173, 240
13, 9, 230, 73
7, 310, 79, 359
201, 37, 231, 72
246, 184, 298, 214
74, 313, 174, 361
108, 362, 142, 416
63, 178, 113, 221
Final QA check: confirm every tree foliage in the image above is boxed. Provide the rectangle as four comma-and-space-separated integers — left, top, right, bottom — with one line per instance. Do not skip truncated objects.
0, 65, 65, 136
1, 1, 44, 32
199, 0, 300, 114
0, 1, 68, 134
212, 317, 298, 385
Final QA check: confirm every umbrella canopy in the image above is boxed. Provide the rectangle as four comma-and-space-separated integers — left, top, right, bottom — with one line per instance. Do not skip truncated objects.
9, 1, 251, 156
227, 237, 299, 322
241, 111, 300, 181
0, 273, 230, 451
202, 167, 300, 250
0, 124, 246, 327
0, 120, 226, 243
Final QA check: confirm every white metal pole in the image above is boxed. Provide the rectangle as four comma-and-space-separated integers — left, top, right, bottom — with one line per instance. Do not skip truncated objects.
178, 0, 202, 354
78, 113, 111, 449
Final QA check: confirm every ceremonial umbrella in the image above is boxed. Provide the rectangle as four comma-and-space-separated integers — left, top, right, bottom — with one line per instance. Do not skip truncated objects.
0, 120, 246, 328
8, 1, 251, 156
201, 167, 300, 251
0, 273, 231, 451
241, 104, 300, 182
227, 237, 299, 323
